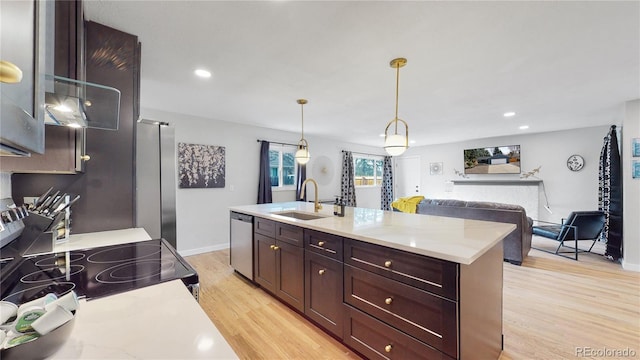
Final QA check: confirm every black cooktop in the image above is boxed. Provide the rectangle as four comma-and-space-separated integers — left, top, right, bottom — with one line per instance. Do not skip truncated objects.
0, 239, 198, 305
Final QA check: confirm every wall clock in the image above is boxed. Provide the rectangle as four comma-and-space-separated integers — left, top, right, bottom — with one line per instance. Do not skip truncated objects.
567, 154, 585, 172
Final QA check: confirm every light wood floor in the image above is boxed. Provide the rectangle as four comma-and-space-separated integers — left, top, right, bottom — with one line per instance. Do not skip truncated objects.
185, 238, 640, 359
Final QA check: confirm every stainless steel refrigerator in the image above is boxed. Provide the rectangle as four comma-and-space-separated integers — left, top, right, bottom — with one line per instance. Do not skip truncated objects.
136, 120, 176, 248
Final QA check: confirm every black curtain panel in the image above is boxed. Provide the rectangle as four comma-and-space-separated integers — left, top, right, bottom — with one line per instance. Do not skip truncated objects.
598, 125, 623, 261
341, 151, 357, 206
257, 141, 272, 204
296, 164, 307, 201
381, 156, 393, 210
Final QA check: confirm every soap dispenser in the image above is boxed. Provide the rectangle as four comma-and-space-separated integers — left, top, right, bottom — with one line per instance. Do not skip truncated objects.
338, 197, 345, 217
333, 197, 339, 216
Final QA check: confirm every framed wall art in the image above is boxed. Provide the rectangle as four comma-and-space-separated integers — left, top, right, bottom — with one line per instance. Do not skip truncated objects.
178, 143, 225, 188
632, 138, 640, 157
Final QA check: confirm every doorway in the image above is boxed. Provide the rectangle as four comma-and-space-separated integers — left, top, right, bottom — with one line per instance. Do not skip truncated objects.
395, 156, 421, 198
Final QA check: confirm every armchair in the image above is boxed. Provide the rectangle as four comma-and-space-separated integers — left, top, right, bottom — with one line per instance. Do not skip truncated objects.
532, 211, 605, 260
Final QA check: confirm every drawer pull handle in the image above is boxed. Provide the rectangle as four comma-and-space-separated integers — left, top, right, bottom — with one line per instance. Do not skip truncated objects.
269, 245, 275, 250
318, 241, 325, 247
318, 269, 326, 275
384, 260, 392, 268
385, 297, 393, 305
270, 245, 279, 250
384, 344, 392, 353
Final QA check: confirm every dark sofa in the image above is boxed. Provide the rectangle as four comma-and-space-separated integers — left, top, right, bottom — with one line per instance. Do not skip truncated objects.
416, 198, 533, 265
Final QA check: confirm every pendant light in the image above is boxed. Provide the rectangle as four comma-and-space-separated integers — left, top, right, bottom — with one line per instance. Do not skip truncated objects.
384, 58, 409, 156
295, 99, 311, 164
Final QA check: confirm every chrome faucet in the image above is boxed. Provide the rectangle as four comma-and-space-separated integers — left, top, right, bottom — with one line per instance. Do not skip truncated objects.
300, 178, 322, 212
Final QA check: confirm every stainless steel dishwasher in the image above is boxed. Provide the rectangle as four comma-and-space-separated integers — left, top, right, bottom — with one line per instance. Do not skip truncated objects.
230, 211, 253, 279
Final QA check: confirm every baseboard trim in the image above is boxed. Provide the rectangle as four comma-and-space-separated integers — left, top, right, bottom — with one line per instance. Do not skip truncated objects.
622, 259, 640, 272
178, 243, 230, 257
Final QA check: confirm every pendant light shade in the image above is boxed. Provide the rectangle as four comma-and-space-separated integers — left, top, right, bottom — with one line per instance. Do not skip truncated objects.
384, 58, 409, 156
295, 99, 311, 164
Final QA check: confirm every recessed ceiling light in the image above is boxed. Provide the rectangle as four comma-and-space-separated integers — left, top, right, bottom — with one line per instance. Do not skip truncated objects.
379, 133, 386, 137
409, 140, 416, 144
194, 69, 211, 78
503, 112, 516, 117
519, 125, 529, 130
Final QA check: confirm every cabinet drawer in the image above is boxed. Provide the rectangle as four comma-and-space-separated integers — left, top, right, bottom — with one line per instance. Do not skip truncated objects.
304, 229, 343, 261
344, 238, 458, 300
305, 250, 343, 339
276, 222, 303, 247
344, 265, 458, 358
344, 305, 454, 360
255, 217, 276, 237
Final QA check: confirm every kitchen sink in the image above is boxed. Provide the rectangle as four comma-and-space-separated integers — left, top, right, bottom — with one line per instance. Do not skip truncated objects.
271, 211, 328, 221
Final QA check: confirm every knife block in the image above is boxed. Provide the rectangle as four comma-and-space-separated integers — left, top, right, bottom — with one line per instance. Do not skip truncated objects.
18, 212, 59, 256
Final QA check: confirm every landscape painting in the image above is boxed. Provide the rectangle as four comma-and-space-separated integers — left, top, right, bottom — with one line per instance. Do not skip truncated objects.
464, 145, 521, 174
178, 143, 225, 188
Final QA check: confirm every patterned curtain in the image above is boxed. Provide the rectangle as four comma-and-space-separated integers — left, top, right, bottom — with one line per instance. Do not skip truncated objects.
598, 125, 623, 261
296, 163, 307, 201
257, 141, 272, 204
381, 156, 393, 210
341, 151, 357, 207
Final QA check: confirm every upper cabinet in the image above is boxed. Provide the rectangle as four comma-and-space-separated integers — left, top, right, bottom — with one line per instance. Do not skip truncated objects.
1, 0, 82, 172
0, 0, 49, 156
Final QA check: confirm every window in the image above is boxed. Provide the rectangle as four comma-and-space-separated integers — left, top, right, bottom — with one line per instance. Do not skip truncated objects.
354, 155, 384, 187
269, 144, 296, 189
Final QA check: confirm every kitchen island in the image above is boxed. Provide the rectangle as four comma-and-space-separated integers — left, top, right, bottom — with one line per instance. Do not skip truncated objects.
229, 202, 516, 359
44, 228, 237, 359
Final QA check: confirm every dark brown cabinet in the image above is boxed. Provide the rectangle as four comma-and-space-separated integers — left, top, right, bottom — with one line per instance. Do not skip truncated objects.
275, 240, 304, 312
247, 216, 503, 360
344, 305, 452, 360
2, 0, 84, 173
254, 219, 304, 312
305, 249, 343, 339
12, 18, 141, 234
344, 264, 457, 358
254, 232, 277, 293
343, 238, 503, 360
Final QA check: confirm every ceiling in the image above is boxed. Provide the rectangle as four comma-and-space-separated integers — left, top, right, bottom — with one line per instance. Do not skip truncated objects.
83, 1, 639, 148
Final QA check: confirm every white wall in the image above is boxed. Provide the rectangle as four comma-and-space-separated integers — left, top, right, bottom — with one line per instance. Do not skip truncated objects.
402, 125, 611, 224
622, 100, 640, 271
141, 108, 385, 255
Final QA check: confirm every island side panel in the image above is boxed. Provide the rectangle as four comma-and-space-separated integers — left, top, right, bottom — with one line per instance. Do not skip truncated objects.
459, 241, 503, 359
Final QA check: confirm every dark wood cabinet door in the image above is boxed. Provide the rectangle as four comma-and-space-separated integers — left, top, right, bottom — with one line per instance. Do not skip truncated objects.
275, 240, 304, 312
11, 20, 140, 233
344, 264, 458, 358
1, 126, 77, 173
254, 233, 276, 294
344, 305, 454, 360
304, 229, 343, 261
2, 0, 81, 174
255, 217, 276, 238
305, 250, 344, 339
275, 222, 304, 247
344, 238, 458, 300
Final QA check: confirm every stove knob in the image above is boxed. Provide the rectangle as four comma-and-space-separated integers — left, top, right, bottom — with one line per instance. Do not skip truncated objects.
1, 211, 12, 223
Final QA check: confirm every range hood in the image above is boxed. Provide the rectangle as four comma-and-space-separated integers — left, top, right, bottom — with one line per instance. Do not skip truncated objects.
44, 75, 121, 130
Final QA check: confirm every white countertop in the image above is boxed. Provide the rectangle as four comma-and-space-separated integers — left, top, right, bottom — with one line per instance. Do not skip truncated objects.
47, 228, 238, 359
51, 280, 237, 359
230, 202, 516, 265
54, 227, 152, 252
